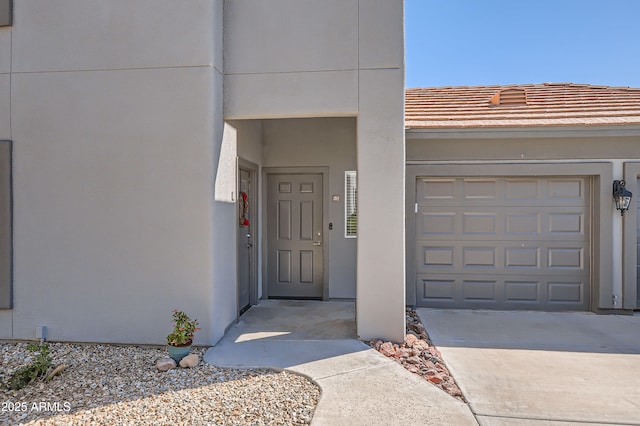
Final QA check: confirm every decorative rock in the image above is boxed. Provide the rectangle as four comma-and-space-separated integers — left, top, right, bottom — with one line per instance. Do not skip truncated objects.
1, 343, 321, 425
369, 308, 466, 403
179, 354, 200, 368
427, 374, 444, 384
394, 348, 411, 359
408, 322, 425, 334
435, 363, 450, 375
405, 334, 419, 348
379, 342, 395, 357
405, 356, 421, 365
156, 357, 177, 372
407, 365, 419, 374
412, 340, 430, 352
422, 360, 436, 370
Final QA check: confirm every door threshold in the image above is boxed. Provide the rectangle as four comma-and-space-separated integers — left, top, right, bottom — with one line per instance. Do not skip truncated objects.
267, 296, 322, 301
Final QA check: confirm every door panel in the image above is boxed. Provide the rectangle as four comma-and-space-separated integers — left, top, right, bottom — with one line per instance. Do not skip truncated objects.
267, 173, 323, 298
237, 168, 252, 314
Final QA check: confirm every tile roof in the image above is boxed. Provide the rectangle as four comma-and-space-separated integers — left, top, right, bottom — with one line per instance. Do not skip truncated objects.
405, 83, 640, 129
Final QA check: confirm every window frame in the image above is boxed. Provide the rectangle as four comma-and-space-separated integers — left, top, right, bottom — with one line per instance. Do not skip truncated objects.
344, 171, 357, 238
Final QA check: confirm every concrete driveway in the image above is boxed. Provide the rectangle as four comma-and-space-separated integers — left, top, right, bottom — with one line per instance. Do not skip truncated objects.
416, 309, 640, 425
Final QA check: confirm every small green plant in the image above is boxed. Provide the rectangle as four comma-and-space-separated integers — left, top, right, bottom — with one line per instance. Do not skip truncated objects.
167, 310, 201, 346
6, 343, 53, 390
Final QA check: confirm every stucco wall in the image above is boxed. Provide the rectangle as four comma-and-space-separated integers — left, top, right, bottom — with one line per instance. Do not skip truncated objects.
355, 0, 406, 342
223, 0, 359, 119
224, 0, 406, 341
235, 120, 263, 168
1, 0, 229, 345
407, 133, 640, 162
1, 0, 406, 344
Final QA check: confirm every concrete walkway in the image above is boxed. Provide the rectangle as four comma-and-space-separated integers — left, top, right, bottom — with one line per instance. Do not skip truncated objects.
204, 300, 476, 426
417, 309, 640, 426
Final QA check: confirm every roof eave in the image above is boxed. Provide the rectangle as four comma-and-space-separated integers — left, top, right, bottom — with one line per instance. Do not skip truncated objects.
405, 124, 640, 140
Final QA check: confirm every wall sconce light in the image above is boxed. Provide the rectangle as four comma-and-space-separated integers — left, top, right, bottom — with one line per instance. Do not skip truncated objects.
613, 180, 632, 216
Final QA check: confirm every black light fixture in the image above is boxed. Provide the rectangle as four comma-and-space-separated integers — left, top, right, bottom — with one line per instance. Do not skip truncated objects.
613, 180, 632, 216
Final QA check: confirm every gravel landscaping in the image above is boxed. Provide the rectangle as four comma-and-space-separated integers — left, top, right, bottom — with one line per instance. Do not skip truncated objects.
0, 343, 320, 425
369, 308, 466, 402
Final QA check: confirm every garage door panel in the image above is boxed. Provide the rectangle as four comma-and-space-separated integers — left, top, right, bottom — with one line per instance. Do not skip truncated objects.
418, 241, 588, 275
548, 247, 585, 270
548, 212, 585, 235
421, 246, 455, 268
419, 277, 456, 302
418, 242, 503, 272
548, 281, 586, 305
505, 179, 540, 200
417, 178, 456, 201
418, 208, 587, 241
463, 179, 499, 200
415, 176, 590, 310
547, 178, 586, 201
418, 212, 456, 236
505, 247, 540, 269
463, 279, 498, 301
463, 213, 497, 235
506, 212, 540, 235
417, 273, 589, 310
418, 178, 587, 208
463, 247, 496, 269
505, 280, 540, 303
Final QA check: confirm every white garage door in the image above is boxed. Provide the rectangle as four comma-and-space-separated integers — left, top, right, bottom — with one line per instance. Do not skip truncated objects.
415, 176, 590, 310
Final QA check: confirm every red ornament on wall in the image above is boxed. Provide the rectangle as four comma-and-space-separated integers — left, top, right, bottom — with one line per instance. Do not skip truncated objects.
239, 191, 250, 227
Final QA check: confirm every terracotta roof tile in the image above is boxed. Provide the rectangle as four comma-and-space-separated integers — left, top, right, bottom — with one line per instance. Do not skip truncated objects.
405, 83, 640, 129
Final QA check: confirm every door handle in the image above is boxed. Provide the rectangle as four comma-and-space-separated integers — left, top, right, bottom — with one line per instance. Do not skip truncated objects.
313, 241, 322, 246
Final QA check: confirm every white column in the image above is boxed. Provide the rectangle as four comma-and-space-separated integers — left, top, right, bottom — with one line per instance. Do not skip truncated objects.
356, 69, 406, 342
355, 0, 406, 342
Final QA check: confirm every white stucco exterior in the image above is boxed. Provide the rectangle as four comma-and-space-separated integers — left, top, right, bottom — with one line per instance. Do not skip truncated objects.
0, 1, 406, 344
2, 0, 231, 345
223, 0, 406, 342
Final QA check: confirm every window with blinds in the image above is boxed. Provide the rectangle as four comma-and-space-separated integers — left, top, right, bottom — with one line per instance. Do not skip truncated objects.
345, 171, 357, 238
